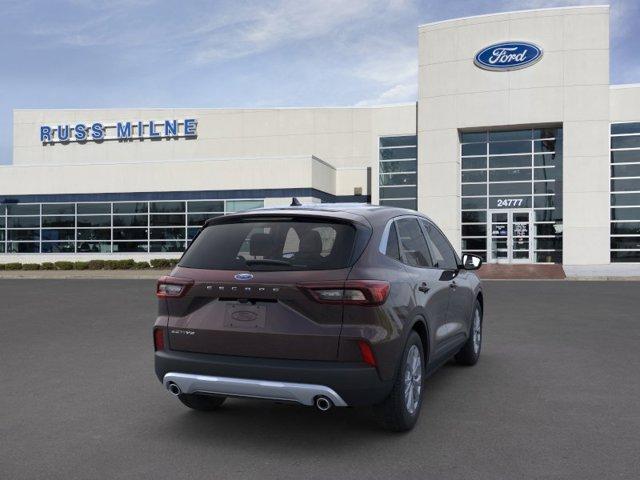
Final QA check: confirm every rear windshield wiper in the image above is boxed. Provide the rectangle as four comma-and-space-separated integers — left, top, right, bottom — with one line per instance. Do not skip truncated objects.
244, 259, 293, 267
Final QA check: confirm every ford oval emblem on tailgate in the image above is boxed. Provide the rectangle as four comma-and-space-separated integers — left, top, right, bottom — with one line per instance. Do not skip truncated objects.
234, 272, 254, 281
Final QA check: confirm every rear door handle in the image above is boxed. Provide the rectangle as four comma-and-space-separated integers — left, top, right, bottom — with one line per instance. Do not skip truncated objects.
418, 282, 430, 293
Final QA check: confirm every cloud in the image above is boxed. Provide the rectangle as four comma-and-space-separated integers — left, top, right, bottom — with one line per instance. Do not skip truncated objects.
355, 82, 417, 106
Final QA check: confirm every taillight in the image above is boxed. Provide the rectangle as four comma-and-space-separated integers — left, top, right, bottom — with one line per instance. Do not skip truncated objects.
156, 276, 194, 298
153, 328, 165, 351
358, 340, 377, 367
299, 280, 390, 306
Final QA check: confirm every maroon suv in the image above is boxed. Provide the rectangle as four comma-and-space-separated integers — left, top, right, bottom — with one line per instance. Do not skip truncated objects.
154, 203, 483, 431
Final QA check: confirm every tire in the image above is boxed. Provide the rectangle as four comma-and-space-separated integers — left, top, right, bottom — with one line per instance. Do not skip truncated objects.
374, 331, 425, 432
177, 393, 226, 411
455, 300, 482, 366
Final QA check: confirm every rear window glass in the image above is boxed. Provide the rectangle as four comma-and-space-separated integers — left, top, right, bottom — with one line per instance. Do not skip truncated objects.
179, 219, 357, 271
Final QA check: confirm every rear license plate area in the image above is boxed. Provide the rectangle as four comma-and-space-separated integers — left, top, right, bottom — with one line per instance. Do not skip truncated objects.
223, 303, 266, 329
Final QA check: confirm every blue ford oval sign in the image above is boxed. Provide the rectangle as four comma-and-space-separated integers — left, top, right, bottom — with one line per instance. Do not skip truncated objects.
474, 42, 543, 71
234, 273, 254, 281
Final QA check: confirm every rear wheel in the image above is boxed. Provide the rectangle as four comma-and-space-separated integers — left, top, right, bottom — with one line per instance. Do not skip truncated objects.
177, 393, 226, 411
374, 331, 425, 432
455, 300, 482, 366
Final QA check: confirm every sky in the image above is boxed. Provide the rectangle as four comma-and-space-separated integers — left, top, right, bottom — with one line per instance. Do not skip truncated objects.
1, 0, 639, 164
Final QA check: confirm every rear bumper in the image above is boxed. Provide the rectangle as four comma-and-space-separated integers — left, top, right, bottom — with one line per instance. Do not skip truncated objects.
155, 350, 393, 406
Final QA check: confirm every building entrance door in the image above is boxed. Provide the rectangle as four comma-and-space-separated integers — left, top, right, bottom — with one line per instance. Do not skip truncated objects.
488, 210, 533, 264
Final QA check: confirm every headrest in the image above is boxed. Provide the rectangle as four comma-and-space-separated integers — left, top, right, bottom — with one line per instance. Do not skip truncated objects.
299, 230, 323, 254
249, 233, 273, 257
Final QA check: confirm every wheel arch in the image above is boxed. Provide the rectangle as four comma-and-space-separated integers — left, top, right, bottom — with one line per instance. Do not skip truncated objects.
409, 316, 430, 365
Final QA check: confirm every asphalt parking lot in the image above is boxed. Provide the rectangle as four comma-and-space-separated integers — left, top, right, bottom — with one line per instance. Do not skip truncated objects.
1, 280, 639, 480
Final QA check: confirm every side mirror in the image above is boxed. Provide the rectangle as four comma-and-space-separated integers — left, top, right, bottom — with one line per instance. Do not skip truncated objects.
461, 253, 482, 271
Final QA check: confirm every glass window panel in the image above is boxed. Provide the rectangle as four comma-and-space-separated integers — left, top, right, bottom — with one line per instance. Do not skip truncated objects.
460, 131, 487, 143
379, 136, 416, 148
612, 178, 640, 192
77, 215, 110, 227
0, 217, 4, 228
188, 213, 222, 226
611, 123, 640, 135
489, 183, 531, 195
462, 238, 486, 250
461, 143, 486, 156
536, 251, 562, 263
462, 198, 487, 209
534, 168, 555, 180
379, 160, 417, 173
76, 229, 111, 241
42, 229, 75, 241
150, 241, 185, 252
461, 211, 486, 223
113, 214, 148, 227
8, 217, 40, 228
611, 193, 640, 206
380, 147, 417, 160
226, 200, 264, 212
41, 242, 75, 253
379, 173, 417, 186
112, 242, 148, 252
611, 135, 640, 149
395, 218, 432, 268
77, 203, 110, 214
150, 201, 185, 213
489, 196, 532, 209
489, 168, 531, 182
534, 153, 559, 167
113, 202, 148, 214
379, 199, 417, 209
535, 224, 561, 236
42, 216, 75, 228
421, 220, 458, 270
113, 228, 148, 240
150, 214, 185, 226
42, 203, 74, 215
489, 141, 531, 155
461, 225, 487, 236
534, 196, 555, 208
77, 242, 111, 253
612, 164, 640, 178
611, 251, 640, 262
461, 170, 486, 183
611, 150, 640, 163
488, 129, 531, 141
535, 209, 556, 221
489, 155, 531, 168
461, 184, 486, 196
7, 204, 39, 215
0, 204, 5, 215
534, 181, 555, 194
534, 139, 556, 153
462, 157, 486, 169
0, 231, 4, 242
535, 237, 562, 250
611, 222, 640, 235
187, 200, 224, 212
8, 229, 39, 241
379, 186, 417, 199
7, 242, 39, 253
611, 237, 640, 249
533, 128, 558, 139
150, 227, 185, 240
611, 207, 640, 220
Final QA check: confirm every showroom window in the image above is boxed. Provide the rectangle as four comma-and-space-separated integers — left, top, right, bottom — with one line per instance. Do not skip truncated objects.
0, 198, 262, 254
379, 135, 417, 210
611, 122, 640, 262
460, 127, 563, 264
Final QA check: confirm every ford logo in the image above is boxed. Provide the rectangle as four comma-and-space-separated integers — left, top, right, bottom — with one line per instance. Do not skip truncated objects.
234, 273, 254, 281
474, 41, 543, 71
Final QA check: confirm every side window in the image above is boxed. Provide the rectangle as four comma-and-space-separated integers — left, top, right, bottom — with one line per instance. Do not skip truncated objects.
421, 220, 458, 270
395, 217, 433, 268
385, 222, 400, 261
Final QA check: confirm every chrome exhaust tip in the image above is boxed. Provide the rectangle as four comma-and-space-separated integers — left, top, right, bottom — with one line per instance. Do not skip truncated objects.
167, 382, 182, 396
315, 396, 332, 412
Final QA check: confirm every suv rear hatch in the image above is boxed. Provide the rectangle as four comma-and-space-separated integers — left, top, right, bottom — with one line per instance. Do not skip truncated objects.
160, 214, 370, 361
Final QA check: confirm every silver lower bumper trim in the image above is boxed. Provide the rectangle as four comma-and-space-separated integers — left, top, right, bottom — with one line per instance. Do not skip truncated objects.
163, 372, 348, 407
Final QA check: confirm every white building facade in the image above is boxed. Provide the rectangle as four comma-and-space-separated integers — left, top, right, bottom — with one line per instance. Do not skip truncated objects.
2, 5, 640, 276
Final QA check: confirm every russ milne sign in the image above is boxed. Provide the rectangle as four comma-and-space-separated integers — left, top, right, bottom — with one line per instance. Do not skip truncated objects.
40, 119, 197, 144
474, 41, 543, 71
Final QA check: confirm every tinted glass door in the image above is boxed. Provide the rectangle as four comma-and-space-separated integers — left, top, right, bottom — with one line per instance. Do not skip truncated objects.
489, 210, 533, 263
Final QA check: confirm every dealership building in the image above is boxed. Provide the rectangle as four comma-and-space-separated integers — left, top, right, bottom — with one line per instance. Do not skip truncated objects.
2, 5, 640, 276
